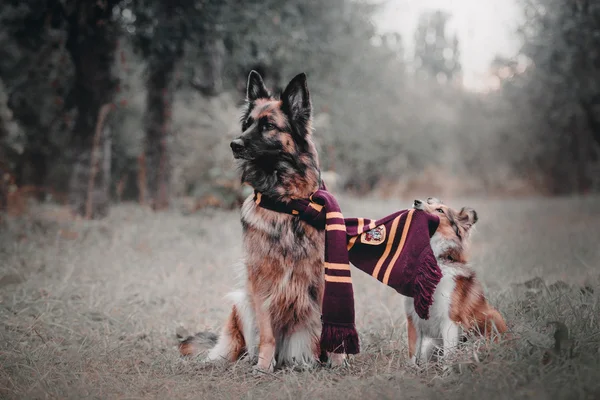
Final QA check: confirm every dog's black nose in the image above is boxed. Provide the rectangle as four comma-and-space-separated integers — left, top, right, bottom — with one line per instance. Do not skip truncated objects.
414, 199, 422, 207
230, 139, 244, 153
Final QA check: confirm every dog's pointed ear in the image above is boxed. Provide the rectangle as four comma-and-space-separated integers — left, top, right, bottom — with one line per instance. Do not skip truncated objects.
246, 70, 270, 101
281, 73, 312, 134
458, 207, 478, 230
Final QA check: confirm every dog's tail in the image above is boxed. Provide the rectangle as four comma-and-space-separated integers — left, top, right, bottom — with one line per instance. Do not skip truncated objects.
176, 327, 218, 357
482, 307, 509, 341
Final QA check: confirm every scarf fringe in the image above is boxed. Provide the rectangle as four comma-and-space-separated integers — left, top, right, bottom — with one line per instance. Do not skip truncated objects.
412, 249, 443, 320
320, 322, 360, 354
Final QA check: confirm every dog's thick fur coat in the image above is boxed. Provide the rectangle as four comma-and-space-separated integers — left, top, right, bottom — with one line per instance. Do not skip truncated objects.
201, 71, 345, 371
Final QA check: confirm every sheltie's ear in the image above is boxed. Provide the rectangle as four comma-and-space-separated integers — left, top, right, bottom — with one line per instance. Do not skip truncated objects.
458, 207, 478, 230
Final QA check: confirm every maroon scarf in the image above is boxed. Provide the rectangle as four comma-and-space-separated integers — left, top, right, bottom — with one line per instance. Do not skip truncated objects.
254, 188, 441, 355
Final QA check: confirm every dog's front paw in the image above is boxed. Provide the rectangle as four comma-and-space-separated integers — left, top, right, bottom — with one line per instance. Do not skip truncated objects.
252, 365, 274, 376
407, 355, 427, 373
252, 358, 275, 375
327, 352, 349, 368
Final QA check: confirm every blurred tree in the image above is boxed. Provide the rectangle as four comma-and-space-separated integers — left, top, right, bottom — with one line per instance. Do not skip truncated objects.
131, 0, 188, 210
61, 0, 121, 218
0, 80, 8, 211
130, 0, 227, 210
3, 0, 558, 205
127, 0, 386, 203
0, 1, 72, 194
1, 0, 125, 217
511, 0, 600, 193
0, 80, 8, 163
414, 10, 462, 85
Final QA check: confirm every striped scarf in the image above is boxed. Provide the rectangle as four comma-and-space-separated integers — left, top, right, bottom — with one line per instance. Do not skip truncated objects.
254, 188, 442, 355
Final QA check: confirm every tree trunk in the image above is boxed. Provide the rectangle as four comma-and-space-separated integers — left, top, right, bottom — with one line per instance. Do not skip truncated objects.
574, 117, 591, 194
0, 117, 7, 212
144, 61, 176, 211
137, 152, 146, 205
581, 97, 600, 147
15, 150, 48, 201
142, 2, 186, 211
204, 37, 225, 94
191, 37, 225, 96
65, 1, 119, 219
102, 126, 112, 204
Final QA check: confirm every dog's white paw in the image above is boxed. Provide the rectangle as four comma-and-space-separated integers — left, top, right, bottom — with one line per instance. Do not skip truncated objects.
407, 356, 426, 372
252, 358, 275, 375
327, 352, 349, 368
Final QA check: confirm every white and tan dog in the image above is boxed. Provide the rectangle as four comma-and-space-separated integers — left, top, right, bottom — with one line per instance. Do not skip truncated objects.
405, 197, 508, 364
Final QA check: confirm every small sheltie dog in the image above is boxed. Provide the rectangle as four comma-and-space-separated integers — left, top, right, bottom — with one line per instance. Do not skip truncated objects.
181, 71, 344, 371
405, 197, 507, 364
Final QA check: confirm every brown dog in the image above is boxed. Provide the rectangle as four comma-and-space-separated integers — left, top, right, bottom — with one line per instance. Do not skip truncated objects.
182, 71, 344, 371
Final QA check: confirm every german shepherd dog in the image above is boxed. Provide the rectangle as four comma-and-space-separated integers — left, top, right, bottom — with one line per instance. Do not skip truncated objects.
405, 197, 508, 364
183, 71, 345, 371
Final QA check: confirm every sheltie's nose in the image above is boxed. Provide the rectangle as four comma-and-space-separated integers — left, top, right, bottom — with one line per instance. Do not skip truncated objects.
413, 199, 422, 208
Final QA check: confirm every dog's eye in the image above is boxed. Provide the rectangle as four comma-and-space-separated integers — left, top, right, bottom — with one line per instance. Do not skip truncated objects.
263, 123, 276, 131
436, 208, 444, 214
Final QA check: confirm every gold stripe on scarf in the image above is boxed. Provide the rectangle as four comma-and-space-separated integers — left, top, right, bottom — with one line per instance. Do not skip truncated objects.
325, 262, 350, 270
326, 224, 346, 231
371, 213, 403, 280
382, 209, 415, 285
325, 275, 353, 284
326, 211, 344, 219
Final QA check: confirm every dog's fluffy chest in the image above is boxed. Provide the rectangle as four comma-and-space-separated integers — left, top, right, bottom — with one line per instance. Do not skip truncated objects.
240, 196, 325, 330
241, 196, 323, 283
405, 264, 464, 338
241, 198, 324, 261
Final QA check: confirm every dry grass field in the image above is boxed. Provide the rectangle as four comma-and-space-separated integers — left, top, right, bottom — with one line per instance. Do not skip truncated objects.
1, 194, 599, 399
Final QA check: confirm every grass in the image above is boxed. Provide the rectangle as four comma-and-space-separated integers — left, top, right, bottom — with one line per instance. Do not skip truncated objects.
1, 194, 599, 399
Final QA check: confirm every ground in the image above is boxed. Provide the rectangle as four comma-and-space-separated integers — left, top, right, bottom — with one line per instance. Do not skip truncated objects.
1, 194, 599, 399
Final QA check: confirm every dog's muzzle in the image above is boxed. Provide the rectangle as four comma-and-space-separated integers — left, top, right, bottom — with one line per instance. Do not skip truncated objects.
230, 139, 246, 159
